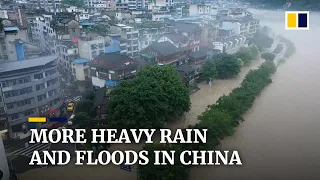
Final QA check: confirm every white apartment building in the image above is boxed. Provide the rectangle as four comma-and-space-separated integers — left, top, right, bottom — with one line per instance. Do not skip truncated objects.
57, 40, 79, 74
30, 15, 57, 53
221, 18, 260, 38
110, 24, 139, 57
137, 22, 173, 50
0, 21, 29, 62
85, 0, 107, 11
78, 33, 105, 60
189, 3, 211, 16
25, 0, 64, 12
72, 58, 90, 81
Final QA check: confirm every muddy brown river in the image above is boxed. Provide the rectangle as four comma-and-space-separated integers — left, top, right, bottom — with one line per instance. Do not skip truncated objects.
190, 10, 320, 180
18, 10, 320, 180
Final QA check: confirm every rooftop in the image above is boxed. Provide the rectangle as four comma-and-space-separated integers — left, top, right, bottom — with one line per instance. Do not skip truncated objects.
0, 55, 58, 73
73, 58, 89, 64
142, 41, 181, 56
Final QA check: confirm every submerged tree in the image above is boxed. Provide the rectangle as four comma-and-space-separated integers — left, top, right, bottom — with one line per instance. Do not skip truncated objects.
107, 65, 190, 129
214, 53, 241, 78
202, 59, 218, 81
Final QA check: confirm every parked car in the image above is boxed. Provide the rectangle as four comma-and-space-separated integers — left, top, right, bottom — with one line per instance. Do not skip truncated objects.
67, 102, 75, 112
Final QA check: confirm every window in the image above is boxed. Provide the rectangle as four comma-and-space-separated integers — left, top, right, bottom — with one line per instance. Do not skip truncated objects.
19, 87, 32, 95
11, 114, 20, 120
0, 107, 5, 114
36, 83, 45, 91
48, 90, 55, 97
38, 94, 47, 101
17, 98, 33, 107
45, 69, 56, 76
24, 109, 35, 116
47, 78, 58, 87
7, 103, 14, 109
34, 73, 44, 79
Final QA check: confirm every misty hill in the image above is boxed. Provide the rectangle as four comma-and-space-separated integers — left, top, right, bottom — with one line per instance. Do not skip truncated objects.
242, 0, 320, 10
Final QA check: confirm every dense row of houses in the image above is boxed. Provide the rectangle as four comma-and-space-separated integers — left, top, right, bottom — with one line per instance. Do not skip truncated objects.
0, 1, 260, 139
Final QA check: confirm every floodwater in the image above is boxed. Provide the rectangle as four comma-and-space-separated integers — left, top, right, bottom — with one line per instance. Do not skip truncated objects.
18, 10, 320, 180
190, 10, 320, 180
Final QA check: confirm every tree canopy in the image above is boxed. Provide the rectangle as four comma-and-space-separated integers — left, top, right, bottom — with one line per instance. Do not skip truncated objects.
249, 30, 274, 51
137, 143, 189, 180
261, 52, 275, 61
76, 99, 93, 113
73, 112, 91, 128
83, 91, 95, 101
214, 53, 241, 78
202, 59, 218, 81
107, 65, 190, 129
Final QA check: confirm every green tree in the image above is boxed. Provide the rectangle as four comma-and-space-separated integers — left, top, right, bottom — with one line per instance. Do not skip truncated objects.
198, 109, 235, 138
202, 59, 218, 81
83, 91, 95, 100
249, 44, 259, 58
261, 52, 275, 61
137, 143, 189, 180
235, 47, 254, 65
73, 112, 91, 128
214, 53, 241, 78
62, 0, 84, 7
76, 99, 94, 114
249, 31, 274, 50
107, 65, 190, 129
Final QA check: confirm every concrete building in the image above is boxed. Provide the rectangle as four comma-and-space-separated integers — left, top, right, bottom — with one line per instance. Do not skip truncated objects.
72, 58, 90, 82
0, 20, 28, 62
24, 0, 64, 12
116, 0, 129, 10
30, 14, 56, 53
78, 33, 105, 60
84, 0, 107, 11
57, 40, 79, 75
90, 53, 139, 88
152, 12, 172, 21
110, 24, 139, 57
221, 18, 260, 38
189, 3, 211, 16
0, 55, 62, 139
137, 21, 173, 50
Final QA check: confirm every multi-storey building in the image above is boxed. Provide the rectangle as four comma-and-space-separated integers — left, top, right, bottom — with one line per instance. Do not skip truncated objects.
189, 3, 211, 16
137, 21, 173, 50
221, 17, 260, 38
84, 0, 107, 11
90, 53, 139, 88
0, 20, 29, 62
110, 24, 139, 57
24, 0, 64, 12
30, 14, 56, 53
116, 0, 129, 10
78, 32, 105, 60
72, 58, 90, 82
0, 55, 62, 139
57, 40, 79, 75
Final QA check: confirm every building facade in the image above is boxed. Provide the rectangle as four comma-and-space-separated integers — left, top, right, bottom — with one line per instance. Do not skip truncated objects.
110, 24, 139, 57
0, 55, 62, 139
78, 33, 105, 60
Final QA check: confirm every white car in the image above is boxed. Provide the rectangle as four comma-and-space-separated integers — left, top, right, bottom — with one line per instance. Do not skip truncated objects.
68, 114, 75, 125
